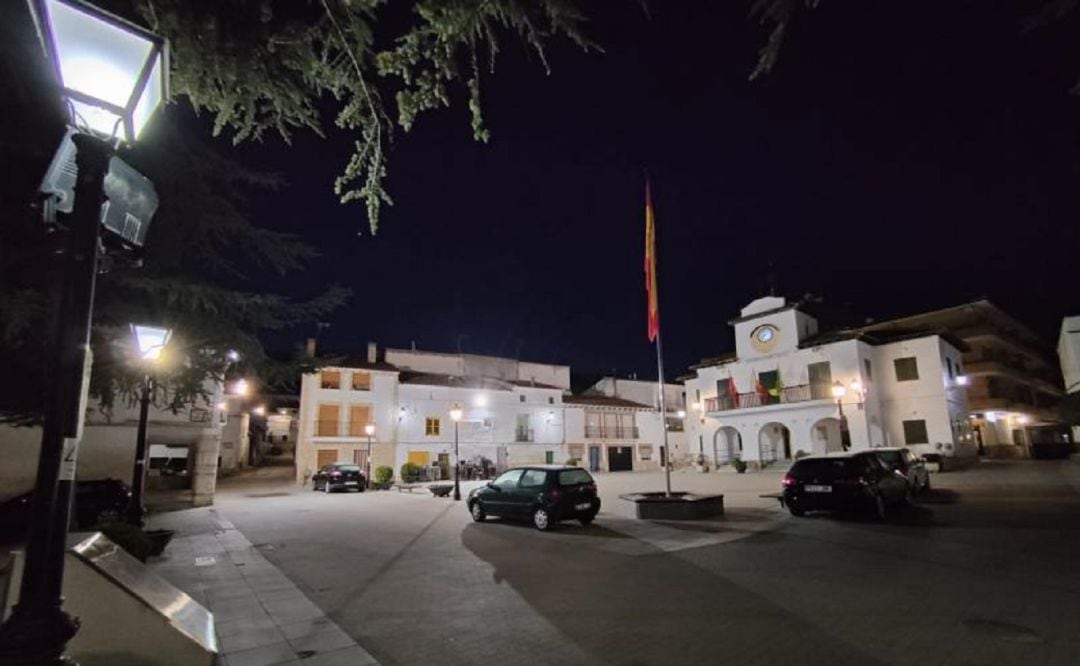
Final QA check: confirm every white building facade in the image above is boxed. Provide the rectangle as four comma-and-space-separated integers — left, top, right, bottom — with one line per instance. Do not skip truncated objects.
683, 297, 972, 469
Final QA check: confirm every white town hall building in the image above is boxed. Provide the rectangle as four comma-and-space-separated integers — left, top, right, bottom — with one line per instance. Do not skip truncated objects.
683, 296, 973, 468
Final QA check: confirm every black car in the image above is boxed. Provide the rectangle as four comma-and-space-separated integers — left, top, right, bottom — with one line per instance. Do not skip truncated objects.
782, 452, 910, 519
873, 447, 931, 495
0, 479, 133, 542
312, 463, 366, 492
467, 465, 601, 531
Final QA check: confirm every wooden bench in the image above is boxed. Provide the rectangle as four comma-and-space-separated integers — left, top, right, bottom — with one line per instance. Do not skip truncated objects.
394, 482, 424, 493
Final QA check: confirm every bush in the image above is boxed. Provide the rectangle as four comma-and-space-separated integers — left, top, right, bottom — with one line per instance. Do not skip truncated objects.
374, 465, 394, 485
732, 457, 748, 474
400, 461, 421, 483
565, 458, 580, 466
794, 449, 809, 459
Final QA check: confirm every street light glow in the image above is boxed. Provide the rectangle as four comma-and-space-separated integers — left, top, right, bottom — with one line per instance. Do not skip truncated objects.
849, 380, 863, 395
364, 423, 376, 437
449, 405, 463, 422
252, 405, 266, 416
131, 323, 171, 361
956, 375, 969, 386
231, 378, 250, 396
676, 409, 687, 419
37, 0, 169, 142
474, 394, 487, 407
831, 381, 846, 399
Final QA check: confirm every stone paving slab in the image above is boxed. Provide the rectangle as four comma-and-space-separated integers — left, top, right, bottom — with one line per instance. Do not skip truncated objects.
147, 507, 379, 666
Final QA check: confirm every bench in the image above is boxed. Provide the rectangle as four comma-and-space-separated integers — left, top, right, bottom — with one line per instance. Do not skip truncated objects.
394, 482, 424, 493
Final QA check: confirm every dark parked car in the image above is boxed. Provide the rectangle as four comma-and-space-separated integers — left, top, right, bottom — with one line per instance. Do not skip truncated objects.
0, 479, 133, 542
782, 452, 910, 519
873, 447, 930, 495
467, 465, 601, 531
312, 463, 366, 492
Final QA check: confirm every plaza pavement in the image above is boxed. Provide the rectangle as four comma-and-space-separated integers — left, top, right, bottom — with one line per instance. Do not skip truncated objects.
146, 460, 1080, 665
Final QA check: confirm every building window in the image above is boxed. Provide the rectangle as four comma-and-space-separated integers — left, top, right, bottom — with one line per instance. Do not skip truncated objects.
864, 359, 872, 382
351, 371, 371, 391
956, 362, 962, 376
902, 419, 929, 445
425, 417, 441, 436
316, 404, 339, 436
320, 370, 341, 389
519, 394, 526, 403
548, 396, 555, 404
808, 361, 832, 399
946, 358, 954, 379
348, 404, 372, 436
894, 357, 919, 382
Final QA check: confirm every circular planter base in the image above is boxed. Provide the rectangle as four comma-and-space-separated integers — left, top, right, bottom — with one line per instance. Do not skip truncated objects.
619, 492, 725, 520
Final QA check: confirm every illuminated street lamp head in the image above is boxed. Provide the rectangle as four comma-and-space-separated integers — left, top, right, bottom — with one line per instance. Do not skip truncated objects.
956, 375, 970, 386
474, 394, 487, 407
691, 401, 701, 411
226, 349, 240, 363
449, 405, 463, 422
849, 380, 863, 396
831, 381, 846, 399
32, 0, 169, 143
364, 423, 375, 437
676, 409, 687, 419
131, 323, 171, 362
252, 405, 266, 416
231, 378, 250, 396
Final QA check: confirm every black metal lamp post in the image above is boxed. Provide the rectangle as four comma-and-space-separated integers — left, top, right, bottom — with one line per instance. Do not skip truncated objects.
364, 423, 375, 488
126, 324, 171, 526
449, 405, 463, 500
832, 380, 866, 452
0, 2, 167, 663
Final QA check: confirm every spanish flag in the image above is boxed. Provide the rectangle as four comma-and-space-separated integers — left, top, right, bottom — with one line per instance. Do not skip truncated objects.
644, 181, 660, 342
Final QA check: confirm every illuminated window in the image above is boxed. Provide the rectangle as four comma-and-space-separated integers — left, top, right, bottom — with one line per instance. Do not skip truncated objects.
321, 370, 341, 389
351, 371, 371, 391
425, 417, 441, 436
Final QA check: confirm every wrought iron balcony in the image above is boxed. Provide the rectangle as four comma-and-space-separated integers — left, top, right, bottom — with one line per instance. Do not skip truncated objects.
584, 425, 639, 439
703, 384, 831, 413
514, 427, 535, 442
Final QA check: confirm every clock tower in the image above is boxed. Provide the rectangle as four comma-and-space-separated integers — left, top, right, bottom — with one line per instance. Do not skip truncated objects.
730, 296, 819, 360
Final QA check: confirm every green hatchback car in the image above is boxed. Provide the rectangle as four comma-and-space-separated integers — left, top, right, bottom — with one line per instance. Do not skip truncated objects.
467, 465, 601, 531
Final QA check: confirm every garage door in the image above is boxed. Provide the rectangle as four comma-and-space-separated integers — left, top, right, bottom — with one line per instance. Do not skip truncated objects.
317, 448, 338, 468
607, 446, 633, 472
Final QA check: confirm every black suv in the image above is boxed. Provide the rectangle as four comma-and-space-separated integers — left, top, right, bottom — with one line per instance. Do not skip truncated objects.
467, 465, 601, 531
782, 452, 909, 519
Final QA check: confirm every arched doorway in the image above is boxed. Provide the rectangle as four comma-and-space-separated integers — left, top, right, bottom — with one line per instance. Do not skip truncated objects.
810, 417, 844, 454
712, 426, 742, 466
759, 423, 791, 464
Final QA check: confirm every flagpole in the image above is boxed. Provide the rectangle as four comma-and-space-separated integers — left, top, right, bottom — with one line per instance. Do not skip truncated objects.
655, 327, 673, 497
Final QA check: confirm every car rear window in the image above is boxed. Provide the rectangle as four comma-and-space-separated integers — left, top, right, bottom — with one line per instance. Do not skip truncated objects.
790, 459, 850, 476
336, 465, 361, 472
875, 451, 902, 467
558, 469, 593, 486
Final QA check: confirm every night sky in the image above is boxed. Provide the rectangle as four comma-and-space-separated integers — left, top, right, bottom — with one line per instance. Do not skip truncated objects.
48, 3, 1080, 378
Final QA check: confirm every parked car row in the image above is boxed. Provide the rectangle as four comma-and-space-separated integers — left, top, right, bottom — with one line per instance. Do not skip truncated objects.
781, 446, 931, 519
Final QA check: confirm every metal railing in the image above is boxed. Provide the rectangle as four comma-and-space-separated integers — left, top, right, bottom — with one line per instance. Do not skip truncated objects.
584, 425, 639, 439
703, 383, 831, 413
514, 427, 534, 442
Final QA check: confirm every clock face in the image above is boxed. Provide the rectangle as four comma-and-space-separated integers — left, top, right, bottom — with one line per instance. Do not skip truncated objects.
750, 325, 779, 352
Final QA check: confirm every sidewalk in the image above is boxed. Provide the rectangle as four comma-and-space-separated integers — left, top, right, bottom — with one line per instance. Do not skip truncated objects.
147, 507, 378, 666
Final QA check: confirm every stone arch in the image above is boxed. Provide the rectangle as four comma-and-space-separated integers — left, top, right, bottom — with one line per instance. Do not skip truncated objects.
712, 426, 742, 465
810, 417, 844, 455
758, 422, 791, 464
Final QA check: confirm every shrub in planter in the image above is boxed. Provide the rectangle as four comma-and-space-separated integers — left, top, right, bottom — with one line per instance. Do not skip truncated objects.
565, 458, 580, 466
400, 461, 421, 483
374, 465, 394, 487
732, 457, 748, 474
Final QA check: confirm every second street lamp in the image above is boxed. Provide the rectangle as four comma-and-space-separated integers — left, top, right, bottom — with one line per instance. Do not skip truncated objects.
364, 423, 375, 489
127, 324, 171, 526
832, 381, 850, 451
449, 405, 463, 500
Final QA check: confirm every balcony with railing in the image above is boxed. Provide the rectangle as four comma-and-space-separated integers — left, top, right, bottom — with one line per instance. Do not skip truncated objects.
514, 427, 535, 442
584, 425, 639, 439
703, 383, 832, 413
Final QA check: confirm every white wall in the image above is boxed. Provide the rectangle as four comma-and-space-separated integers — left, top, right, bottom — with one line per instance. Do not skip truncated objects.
1058, 316, 1080, 393
590, 378, 685, 411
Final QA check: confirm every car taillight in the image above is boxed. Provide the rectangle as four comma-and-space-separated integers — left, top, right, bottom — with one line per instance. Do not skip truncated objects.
585, 483, 597, 493
330, 472, 342, 478
781, 475, 796, 487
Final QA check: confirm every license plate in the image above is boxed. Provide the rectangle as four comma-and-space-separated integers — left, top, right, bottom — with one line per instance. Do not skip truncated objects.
574, 502, 591, 511
804, 484, 831, 493
344, 481, 358, 486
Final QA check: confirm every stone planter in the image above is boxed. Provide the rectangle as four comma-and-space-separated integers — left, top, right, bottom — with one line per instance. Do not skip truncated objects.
619, 492, 724, 520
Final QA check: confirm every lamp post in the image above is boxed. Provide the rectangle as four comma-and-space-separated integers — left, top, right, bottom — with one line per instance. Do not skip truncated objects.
363, 423, 375, 489
126, 324, 171, 526
449, 405, 463, 501
832, 381, 850, 451
0, 2, 167, 663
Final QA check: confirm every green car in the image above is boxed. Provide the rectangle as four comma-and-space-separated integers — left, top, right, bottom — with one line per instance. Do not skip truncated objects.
467, 465, 601, 531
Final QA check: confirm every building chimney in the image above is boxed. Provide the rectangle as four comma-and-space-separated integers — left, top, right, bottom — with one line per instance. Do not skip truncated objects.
367, 341, 377, 364
306, 337, 316, 358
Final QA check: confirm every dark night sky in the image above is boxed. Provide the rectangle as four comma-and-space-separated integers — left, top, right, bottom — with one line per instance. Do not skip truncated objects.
53, 2, 1080, 377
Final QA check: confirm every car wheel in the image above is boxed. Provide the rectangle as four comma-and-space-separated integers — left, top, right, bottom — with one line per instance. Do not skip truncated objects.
579, 514, 595, 526
532, 507, 552, 531
873, 493, 887, 520
788, 502, 806, 517
470, 501, 486, 522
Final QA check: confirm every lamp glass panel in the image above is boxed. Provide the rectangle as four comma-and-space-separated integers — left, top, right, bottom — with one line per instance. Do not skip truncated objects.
46, 0, 154, 108
69, 98, 124, 138
131, 53, 163, 139
133, 324, 170, 359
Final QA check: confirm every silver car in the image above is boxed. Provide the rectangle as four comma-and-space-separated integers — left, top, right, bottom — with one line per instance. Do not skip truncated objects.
873, 447, 930, 495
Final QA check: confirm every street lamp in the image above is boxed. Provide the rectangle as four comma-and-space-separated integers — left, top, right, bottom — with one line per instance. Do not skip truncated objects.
449, 404, 463, 501
832, 381, 851, 451
0, 2, 168, 662
231, 378, 250, 396
126, 324, 171, 526
363, 423, 375, 489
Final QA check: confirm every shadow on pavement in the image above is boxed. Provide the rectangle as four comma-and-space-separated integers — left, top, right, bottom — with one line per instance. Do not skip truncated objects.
478, 517, 632, 539
461, 523, 889, 666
